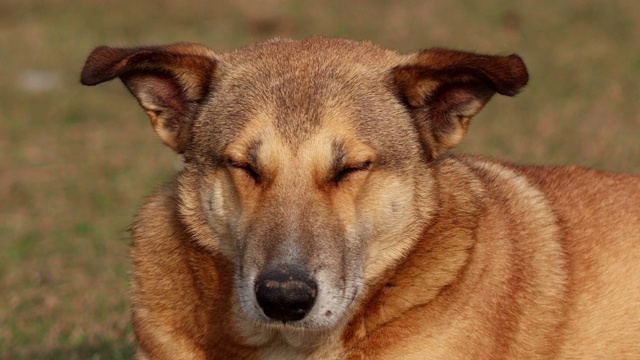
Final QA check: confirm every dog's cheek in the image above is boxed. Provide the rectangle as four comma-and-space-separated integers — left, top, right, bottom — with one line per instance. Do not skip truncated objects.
332, 172, 415, 249
206, 178, 230, 232
198, 173, 244, 259
360, 175, 419, 279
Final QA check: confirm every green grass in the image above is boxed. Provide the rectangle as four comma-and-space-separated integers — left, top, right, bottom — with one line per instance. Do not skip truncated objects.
1, 0, 639, 358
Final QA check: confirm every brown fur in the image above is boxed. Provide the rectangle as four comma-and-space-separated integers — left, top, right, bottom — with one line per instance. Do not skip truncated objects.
81, 37, 640, 359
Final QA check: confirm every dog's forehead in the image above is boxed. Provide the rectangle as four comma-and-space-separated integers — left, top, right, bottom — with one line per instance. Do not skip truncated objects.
222, 37, 401, 69
192, 37, 418, 166
218, 37, 403, 113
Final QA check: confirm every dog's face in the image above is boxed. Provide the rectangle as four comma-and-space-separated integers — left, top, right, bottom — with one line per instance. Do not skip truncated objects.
81, 37, 527, 332
188, 42, 428, 330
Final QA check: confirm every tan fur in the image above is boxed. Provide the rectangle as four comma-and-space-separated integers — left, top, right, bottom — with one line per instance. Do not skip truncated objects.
81, 37, 640, 359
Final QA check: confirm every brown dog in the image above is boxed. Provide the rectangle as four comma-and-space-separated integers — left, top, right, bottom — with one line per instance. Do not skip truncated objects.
81, 37, 640, 359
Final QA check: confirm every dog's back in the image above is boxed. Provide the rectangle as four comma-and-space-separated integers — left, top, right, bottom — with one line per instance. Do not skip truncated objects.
521, 165, 640, 358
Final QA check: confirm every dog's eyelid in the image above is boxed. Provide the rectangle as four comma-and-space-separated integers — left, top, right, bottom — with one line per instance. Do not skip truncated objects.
225, 157, 261, 181
225, 157, 245, 168
346, 160, 373, 172
333, 160, 373, 183
223, 154, 251, 168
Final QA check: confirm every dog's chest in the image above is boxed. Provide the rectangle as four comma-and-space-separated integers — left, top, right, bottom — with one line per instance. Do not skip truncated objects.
261, 344, 344, 360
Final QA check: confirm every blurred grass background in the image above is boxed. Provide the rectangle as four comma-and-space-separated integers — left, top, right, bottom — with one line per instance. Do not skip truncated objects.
0, 0, 638, 358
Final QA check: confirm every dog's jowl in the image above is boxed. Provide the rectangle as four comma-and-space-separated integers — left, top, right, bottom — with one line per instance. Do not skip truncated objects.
81, 37, 640, 359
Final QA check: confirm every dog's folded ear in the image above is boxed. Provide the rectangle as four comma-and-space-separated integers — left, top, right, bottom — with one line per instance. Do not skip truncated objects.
392, 48, 528, 159
80, 43, 218, 153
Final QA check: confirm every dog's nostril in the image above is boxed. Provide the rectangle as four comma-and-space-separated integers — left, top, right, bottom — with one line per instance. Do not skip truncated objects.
254, 268, 317, 322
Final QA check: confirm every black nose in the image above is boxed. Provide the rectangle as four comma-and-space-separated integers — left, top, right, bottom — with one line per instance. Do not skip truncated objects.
254, 267, 317, 322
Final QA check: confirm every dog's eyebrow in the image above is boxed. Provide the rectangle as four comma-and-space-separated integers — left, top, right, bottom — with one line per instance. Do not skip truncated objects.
247, 140, 262, 165
331, 140, 346, 171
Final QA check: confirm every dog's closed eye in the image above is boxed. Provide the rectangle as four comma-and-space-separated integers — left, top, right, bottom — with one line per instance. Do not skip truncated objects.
226, 159, 261, 183
333, 161, 372, 184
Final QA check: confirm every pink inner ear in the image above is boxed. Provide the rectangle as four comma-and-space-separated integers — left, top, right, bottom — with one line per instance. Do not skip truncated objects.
432, 83, 486, 116
138, 74, 187, 116
438, 86, 475, 108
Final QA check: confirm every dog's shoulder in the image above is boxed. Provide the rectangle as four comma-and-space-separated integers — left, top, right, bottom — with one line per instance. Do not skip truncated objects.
130, 179, 262, 359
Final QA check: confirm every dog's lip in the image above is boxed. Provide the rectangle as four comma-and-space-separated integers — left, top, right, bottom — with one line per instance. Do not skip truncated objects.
250, 316, 330, 330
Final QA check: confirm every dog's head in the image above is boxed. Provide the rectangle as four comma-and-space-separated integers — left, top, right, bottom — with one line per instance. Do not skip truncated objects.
81, 37, 527, 334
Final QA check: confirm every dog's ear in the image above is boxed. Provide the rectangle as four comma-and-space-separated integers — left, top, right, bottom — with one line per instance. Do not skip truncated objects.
392, 48, 528, 159
80, 43, 217, 153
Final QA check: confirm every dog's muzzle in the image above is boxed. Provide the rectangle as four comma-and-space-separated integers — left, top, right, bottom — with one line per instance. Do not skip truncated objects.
254, 266, 317, 323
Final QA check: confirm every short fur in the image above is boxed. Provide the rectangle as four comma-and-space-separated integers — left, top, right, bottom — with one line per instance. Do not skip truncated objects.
81, 37, 640, 359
